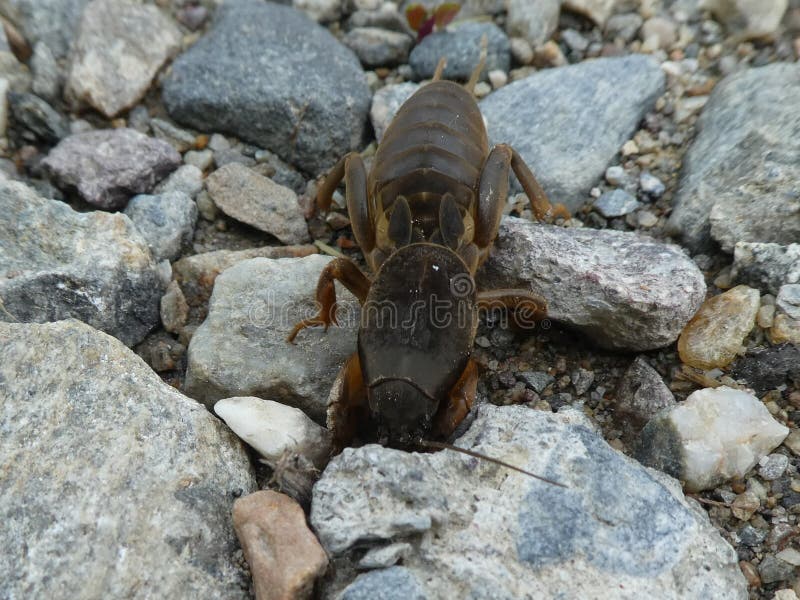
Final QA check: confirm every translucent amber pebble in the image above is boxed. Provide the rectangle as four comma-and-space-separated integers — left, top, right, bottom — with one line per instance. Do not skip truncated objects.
678, 285, 760, 369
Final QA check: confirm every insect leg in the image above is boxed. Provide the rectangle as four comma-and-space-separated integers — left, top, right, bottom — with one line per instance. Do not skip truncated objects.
431, 359, 479, 439
506, 145, 571, 221
287, 258, 371, 342
476, 289, 548, 330
316, 152, 375, 252
327, 353, 370, 451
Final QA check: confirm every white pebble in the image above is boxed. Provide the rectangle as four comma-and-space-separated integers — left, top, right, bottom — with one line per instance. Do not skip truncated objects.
488, 69, 508, 90
214, 396, 332, 469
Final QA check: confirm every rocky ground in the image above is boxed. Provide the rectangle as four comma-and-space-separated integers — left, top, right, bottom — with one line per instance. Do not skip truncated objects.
0, 0, 799, 598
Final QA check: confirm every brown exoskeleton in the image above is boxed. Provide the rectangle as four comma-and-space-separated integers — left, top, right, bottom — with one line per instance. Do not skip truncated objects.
289, 54, 569, 451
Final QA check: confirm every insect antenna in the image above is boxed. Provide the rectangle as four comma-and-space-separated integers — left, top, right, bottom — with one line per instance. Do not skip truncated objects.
417, 439, 568, 488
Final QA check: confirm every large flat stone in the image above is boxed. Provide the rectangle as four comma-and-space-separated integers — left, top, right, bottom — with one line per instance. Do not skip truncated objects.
0, 320, 257, 598
0, 180, 162, 346
668, 63, 800, 252
479, 55, 664, 211
184, 255, 359, 422
477, 217, 706, 351
312, 405, 747, 599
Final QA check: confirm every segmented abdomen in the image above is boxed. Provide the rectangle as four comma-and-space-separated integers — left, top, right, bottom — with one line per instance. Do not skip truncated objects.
369, 81, 489, 236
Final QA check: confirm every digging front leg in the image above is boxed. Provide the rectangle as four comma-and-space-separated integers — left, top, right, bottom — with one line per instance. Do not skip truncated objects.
477, 289, 548, 330
287, 258, 371, 342
507, 145, 571, 222
327, 353, 370, 451
432, 359, 479, 439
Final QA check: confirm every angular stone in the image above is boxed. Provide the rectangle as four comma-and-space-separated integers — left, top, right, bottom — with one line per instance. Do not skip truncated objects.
214, 396, 332, 469
776, 284, 800, 320
358, 543, 412, 570
205, 163, 309, 245
701, 0, 788, 39
505, 0, 559, 47
678, 285, 760, 370
31, 41, 60, 101
562, 0, 616, 26
480, 55, 664, 211
771, 314, 800, 345
340, 567, 426, 600
668, 64, 800, 252
614, 356, 676, 442
478, 217, 706, 351
8, 91, 68, 143
13, 0, 89, 60
153, 164, 203, 199
163, 0, 371, 175
0, 320, 257, 598
172, 245, 318, 325
636, 386, 789, 492
160, 279, 188, 334
730, 344, 800, 395
123, 191, 197, 262
344, 27, 412, 68
731, 242, 800, 295
184, 255, 359, 421
150, 118, 196, 153
43, 128, 181, 210
594, 188, 641, 217
234, 490, 328, 600
370, 82, 419, 142
409, 22, 510, 82
65, 0, 180, 117
0, 180, 161, 346
311, 405, 747, 598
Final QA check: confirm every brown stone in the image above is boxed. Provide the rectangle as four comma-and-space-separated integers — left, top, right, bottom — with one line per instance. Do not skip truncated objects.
233, 490, 328, 600
678, 285, 760, 369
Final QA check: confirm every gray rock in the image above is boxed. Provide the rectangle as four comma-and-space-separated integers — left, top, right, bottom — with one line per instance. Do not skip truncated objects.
150, 118, 197, 153
614, 356, 676, 442
0, 51, 31, 93
8, 91, 69, 143
311, 405, 747, 599
480, 55, 665, 211
562, 0, 616, 26
410, 21, 510, 82
639, 171, 665, 198
702, 0, 788, 40
731, 242, 800, 295
184, 255, 359, 421
0, 320, 256, 598
506, 0, 559, 47
478, 217, 706, 351
758, 554, 795, 584
777, 284, 800, 320
30, 41, 61, 101
340, 567, 426, 600
605, 13, 643, 42
369, 81, 420, 142
252, 148, 307, 195
160, 279, 188, 334
668, 63, 800, 252
730, 344, 800, 395
123, 191, 197, 262
594, 188, 641, 217
205, 163, 309, 245
184, 149, 214, 172
519, 370, 554, 393
358, 543, 412, 570
42, 128, 181, 210
154, 164, 204, 199
171, 244, 318, 325
0, 180, 162, 346
346, 5, 408, 32
65, 0, 181, 118
163, 0, 371, 175
344, 27, 412, 68
12, 0, 89, 59
758, 453, 789, 480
